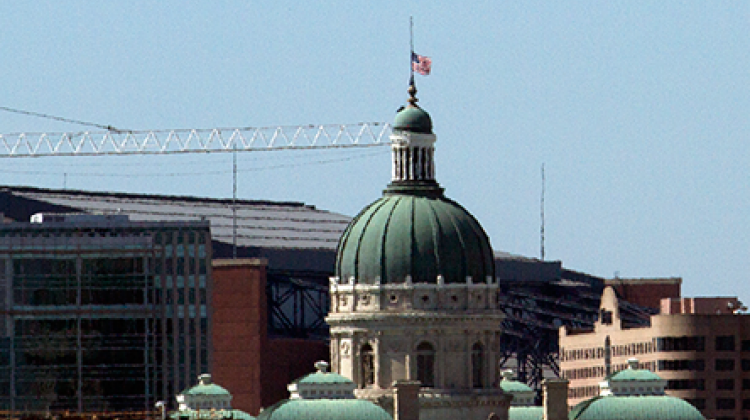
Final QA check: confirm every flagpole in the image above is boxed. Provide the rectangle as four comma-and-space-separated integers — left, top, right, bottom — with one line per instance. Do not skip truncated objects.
410, 16, 415, 81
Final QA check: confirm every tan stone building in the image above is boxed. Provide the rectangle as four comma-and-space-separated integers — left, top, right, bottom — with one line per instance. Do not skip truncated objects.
559, 286, 750, 420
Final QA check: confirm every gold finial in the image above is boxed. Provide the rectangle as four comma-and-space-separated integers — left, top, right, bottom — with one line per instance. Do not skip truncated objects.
407, 77, 419, 107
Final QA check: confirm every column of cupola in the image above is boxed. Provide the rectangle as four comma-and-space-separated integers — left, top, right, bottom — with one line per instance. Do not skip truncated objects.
392, 143, 435, 182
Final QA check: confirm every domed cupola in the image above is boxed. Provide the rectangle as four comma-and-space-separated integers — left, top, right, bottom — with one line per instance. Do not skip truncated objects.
326, 80, 511, 418
335, 83, 494, 285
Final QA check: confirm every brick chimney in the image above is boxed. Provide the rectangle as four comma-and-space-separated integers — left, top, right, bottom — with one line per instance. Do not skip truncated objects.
543, 379, 569, 420
392, 380, 421, 420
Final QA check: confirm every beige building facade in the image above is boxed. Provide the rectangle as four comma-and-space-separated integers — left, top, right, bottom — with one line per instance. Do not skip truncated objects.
559, 286, 750, 420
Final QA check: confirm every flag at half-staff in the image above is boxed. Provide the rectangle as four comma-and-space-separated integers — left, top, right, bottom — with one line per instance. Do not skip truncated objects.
411, 52, 432, 75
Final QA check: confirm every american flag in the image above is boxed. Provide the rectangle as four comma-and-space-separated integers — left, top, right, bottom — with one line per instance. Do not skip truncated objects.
411, 52, 432, 75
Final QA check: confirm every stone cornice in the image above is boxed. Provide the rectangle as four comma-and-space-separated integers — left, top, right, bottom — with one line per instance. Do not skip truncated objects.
330, 277, 499, 290
326, 311, 505, 328
356, 388, 512, 409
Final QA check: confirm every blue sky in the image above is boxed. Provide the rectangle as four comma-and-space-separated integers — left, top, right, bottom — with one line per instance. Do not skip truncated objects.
2, 1, 749, 301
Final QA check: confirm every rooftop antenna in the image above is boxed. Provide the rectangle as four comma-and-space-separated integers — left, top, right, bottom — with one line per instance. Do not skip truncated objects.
232, 148, 238, 259
540, 163, 545, 261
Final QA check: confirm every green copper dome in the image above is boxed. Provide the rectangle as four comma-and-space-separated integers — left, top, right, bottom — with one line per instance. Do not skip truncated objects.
257, 399, 392, 420
393, 105, 433, 134
336, 84, 494, 285
607, 368, 662, 382
336, 186, 494, 284
500, 379, 534, 394
569, 396, 705, 420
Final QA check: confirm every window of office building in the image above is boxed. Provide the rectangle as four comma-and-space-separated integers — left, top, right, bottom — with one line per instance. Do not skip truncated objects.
657, 359, 704, 371
666, 379, 705, 390
655, 336, 705, 352
717, 379, 734, 390
716, 398, 735, 410
716, 335, 735, 351
715, 359, 735, 371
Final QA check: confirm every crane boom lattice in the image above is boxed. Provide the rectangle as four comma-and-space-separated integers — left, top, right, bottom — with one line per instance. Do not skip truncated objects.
0, 122, 391, 157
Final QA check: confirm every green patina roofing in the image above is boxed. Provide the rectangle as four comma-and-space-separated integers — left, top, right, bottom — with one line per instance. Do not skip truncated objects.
500, 379, 534, 393
294, 371, 353, 385
257, 399, 392, 420
569, 396, 705, 420
170, 409, 254, 420
606, 368, 662, 382
393, 105, 432, 134
508, 406, 543, 420
336, 190, 494, 284
181, 383, 230, 396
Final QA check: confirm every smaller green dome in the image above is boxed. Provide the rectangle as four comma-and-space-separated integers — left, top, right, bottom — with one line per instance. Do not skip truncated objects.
608, 369, 662, 382
295, 371, 353, 385
500, 380, 534, 394
393, 106, 432, 134
569, 396, 705, 420
500, 370, 533, 393
257, 399, 392, 420
607, 359, 663, 383
182, 383, 230, 395
287, 361, 357, 400
181, 374, 230, 396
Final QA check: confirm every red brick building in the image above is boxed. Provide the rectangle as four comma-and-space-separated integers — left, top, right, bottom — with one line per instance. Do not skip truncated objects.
211, 259, 328, 416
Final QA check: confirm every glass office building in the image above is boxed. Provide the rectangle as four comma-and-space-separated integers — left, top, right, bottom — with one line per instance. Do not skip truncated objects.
0, 214, 212, 413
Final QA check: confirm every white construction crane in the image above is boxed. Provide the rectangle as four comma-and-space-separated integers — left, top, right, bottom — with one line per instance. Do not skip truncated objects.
0, 122, 392, 158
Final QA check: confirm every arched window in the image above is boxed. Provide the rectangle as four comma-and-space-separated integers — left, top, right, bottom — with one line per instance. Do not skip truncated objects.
416, 342, 435, 387
360, 343, 375, 387
472, 342, 484, 388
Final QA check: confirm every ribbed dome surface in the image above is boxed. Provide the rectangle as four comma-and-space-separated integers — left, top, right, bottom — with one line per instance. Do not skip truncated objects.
393, 106, 433, 134
257, 399, 392, 420
336, 186, 494, 284
569, 396, 705, 420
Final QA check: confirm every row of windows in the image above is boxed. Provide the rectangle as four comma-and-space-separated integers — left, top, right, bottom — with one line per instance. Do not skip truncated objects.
685, 398, 750, 412
666, 379, 705, 390
658, 359, 704, 371
569, 385, 599, 399
611, 341, 652, 357
564, 336, 750, 363
359, 341, 486, 389
562, 366, 605, 380
612, 360, 656, 373
560, 347, 605, 361
154, 288, 207, 305
563, 360, 675, 377
655, 336, 705, 352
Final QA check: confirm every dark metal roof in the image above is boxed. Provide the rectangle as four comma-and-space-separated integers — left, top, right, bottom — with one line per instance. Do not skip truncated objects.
0, 185, 351, 251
